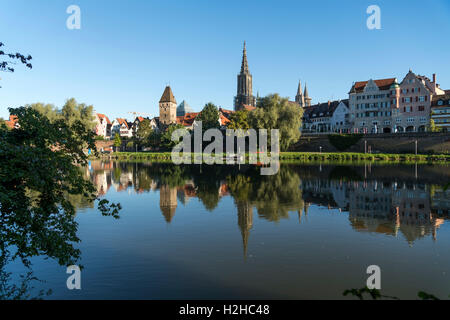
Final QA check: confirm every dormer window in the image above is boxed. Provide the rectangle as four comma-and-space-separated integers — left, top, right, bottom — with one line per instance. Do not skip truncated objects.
438, 100, 443, 106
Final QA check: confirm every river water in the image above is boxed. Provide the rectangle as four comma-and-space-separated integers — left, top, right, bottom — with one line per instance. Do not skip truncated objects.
6, 161, 450, 299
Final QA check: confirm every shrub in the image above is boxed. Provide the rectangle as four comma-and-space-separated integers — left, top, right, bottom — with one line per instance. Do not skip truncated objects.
328, 134, 363, 151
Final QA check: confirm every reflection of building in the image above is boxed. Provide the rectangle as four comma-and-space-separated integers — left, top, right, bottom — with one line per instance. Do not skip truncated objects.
160, 185, 178, 223
302, 176, 449, 244
236, 200, 253, 258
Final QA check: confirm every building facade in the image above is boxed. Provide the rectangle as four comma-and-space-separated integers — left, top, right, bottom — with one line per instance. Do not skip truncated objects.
394, 71, 446, 132
348, 78, 399, 134
431, 92, 450, 131
302, 100, 349, 133
234, 42, 256, 111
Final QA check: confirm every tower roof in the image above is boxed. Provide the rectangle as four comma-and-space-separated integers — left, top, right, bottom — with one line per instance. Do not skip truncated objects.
304, 83, 310, 98
159, 86, 177, 104
297, 80, 303, 96
240, 41, 249, 74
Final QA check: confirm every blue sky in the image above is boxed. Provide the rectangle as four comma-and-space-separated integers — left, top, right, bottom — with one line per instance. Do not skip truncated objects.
1, 0, 450, 120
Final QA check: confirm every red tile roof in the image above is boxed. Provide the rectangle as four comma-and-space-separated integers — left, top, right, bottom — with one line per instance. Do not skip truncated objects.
352, 78, 397, 93
5, 115, 18, 129
176, 112, 199, 127
242, 105, 256, 111
97, 113, 111, 125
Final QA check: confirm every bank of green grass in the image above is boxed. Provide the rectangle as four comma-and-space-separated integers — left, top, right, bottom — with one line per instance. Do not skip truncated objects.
92, 151, 450, 164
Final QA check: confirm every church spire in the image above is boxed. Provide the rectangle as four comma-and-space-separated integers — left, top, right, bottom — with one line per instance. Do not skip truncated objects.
234, 41, 256, 111
295, 80, 305, 107
304, 82, 312, 107
240, 41, 249, 74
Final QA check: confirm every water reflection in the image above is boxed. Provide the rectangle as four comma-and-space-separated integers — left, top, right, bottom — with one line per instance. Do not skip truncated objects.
87, 161, 450, 253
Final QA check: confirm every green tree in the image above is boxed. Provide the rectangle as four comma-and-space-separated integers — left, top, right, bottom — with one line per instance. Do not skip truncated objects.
160, 124, 186, 150
428, 119, 439, 132
0, 107, 120, 298
249, 94, 303, 151
227, 110, 250, 131
135, 119, 153, 147
197, 103, 220, 131
113, 133, 122, 151
27, 98, 96, 131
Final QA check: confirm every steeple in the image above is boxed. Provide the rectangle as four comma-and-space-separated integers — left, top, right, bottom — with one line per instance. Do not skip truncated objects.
295, 80, 305, 107
304, 82, 312, 107
241, 41, 249, 74
234, 41, 256, 111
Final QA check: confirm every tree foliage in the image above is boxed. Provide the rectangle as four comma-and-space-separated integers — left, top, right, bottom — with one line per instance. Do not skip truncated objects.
0, 107, 121, 298
160, 124, 186, 150
249, 94, 303, 151
227, 110, 250, 131
27, 98, 96, 131
0, 42, 32, 74
135, 119, 154, 147
197, 103, 220, 131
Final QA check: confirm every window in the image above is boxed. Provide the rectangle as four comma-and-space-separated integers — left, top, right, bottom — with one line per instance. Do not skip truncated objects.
418, 106, 425, 111
419, 96, 426, 102
438, 100, 443, 106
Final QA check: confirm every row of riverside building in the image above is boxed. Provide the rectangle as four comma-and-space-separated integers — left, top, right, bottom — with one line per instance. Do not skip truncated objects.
301, 71, 449, 134
91, 42, 450, 140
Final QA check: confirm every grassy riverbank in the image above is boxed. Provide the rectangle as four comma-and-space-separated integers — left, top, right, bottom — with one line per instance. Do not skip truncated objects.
91, 152, 450, 164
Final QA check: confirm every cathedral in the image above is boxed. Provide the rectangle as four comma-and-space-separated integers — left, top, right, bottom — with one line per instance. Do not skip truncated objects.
295, 80, 312, 108
234, 42, 256, 111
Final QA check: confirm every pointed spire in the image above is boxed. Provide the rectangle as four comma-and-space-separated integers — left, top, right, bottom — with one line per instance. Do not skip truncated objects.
240, 41, 249, 74
304, 82, 309, 98
297, 80, 303, 96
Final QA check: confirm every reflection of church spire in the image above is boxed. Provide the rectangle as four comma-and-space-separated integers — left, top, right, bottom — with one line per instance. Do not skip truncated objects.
160, 184, 178, 223
237, 200, 253, 259
304, 202, 310, 215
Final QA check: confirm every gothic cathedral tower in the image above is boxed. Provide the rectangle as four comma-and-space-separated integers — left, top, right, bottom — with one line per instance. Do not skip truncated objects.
295, 80, 305, 107
234, 42, 256, 111
159, 86, 177, 126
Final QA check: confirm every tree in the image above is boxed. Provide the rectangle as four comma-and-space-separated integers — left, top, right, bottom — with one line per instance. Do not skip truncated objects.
27, 98, 96, 131
0, 42, 32, 74
428, 119, 440, 133
113, 133, 122, 152
249, 94, 303, 151
160, 124, 186, 150
0, 107, 120, 298
135, 119, 153, 147
197, 103, 220, 131
227, 110, 250, 131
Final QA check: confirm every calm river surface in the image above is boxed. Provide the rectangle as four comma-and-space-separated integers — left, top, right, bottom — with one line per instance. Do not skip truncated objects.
7, 161, 450, 299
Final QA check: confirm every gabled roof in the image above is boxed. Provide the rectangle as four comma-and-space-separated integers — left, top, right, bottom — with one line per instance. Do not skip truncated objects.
431, 93, 450, 107
220, 113, 231, 126
176, 112, 199, 127
303, 100, 348, 119
97, 113, 111, 125
159, 86, 177, 104
116, 118, 127, 125
350, 78, 397, 93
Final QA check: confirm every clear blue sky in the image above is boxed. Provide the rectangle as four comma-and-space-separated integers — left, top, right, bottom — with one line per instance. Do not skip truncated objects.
1, 0, 450, 120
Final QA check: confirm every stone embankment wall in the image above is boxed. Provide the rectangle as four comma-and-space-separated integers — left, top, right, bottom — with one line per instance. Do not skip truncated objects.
291, 132, 450, 154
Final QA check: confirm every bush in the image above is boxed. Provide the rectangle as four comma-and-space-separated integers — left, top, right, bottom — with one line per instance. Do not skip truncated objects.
328, 134, 363, 151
